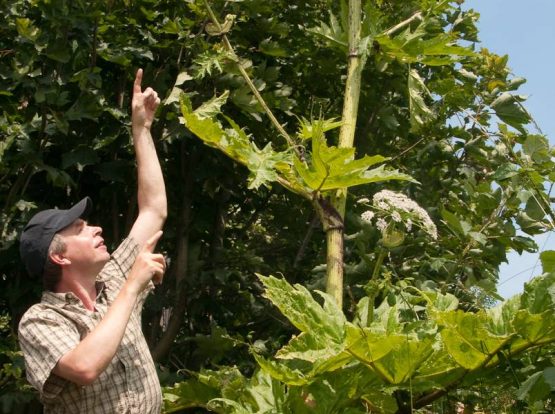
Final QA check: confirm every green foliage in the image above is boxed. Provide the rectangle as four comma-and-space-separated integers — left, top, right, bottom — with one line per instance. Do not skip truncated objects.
516, 367, 555, 407
164, 269, 555, 412
0, 315, 40, 413
180, 93, 296, 191
293, 120, 414, 191
180, 94, 412, 194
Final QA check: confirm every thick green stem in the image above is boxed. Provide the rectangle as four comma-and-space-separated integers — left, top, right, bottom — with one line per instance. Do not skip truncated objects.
326, 0, 363, 307
326, 229, 344, 304
371, 248, 387, 281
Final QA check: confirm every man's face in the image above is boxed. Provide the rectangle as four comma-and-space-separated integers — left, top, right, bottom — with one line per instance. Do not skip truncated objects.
57, 219, 110, 273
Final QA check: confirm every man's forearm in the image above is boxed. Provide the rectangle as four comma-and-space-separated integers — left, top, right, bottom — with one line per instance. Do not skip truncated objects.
133, 124, 167, 221
53, 283, 140, 386
128, 69, 167, 247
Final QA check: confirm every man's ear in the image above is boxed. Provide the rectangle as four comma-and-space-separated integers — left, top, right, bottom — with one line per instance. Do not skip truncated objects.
49, 252, 71, 266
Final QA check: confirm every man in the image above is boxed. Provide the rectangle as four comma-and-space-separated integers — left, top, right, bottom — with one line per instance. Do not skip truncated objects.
17, 68, 167, 413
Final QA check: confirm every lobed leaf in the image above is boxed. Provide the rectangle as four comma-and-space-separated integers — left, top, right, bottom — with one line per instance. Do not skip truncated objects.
258, 275, 345, 342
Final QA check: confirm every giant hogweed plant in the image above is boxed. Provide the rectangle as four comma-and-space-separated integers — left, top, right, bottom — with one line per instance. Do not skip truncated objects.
163, 268, 555, 413
164, 0, 555, 412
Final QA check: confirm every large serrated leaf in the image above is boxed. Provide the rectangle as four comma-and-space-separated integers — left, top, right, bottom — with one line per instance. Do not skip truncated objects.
258, 275, 345, 343
372, 336, 436, 384
435, 310, 510, 370
195, 91, 229, 119
408, 69, 434, 129
540, 251, 555, 274
181, 95, 294, 190
253, 354, 310, 386
292, 121, 413, 191
375, 24, 475, 66
346, 324, 405, 365
308, 10, 348, 51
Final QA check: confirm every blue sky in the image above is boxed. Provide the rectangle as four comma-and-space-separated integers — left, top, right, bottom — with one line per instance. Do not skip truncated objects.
463, 0, 555, 298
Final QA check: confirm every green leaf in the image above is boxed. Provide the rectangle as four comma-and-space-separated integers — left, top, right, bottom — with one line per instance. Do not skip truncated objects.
520, 272, 555, 314
207, 398, 251, 414
512, 309, 555, 347
420, 290, 459, 311
253, 354, 310, 386
540, 251, 555, 274
293, 121, 413, 191
42, 165, 76, 188
493, 163, 519, 181
193, 50, 228, 79
490, 92, 531, 133
308, 10, 348, 51
523, 135, 551, 164
195, 91, 229, 119
525, 196, 545, 221
45, 42, 71, 63
65, 93, 103, 121
516, 368, 555, 404
162, 379, 219, 412
296, 117, 342, 141
258, 275, 345, 342
15, 18, 40, 41
372, 335, 436, 384
346, 324, 405, 365
434, 310, 510, 370
440, 209, 470, 236
259, 39, 288, 57
61, 147, 100, 171
408, 69, 434, 129
414, 348, 464, 387
175, 71, 193, 86
245, 142, 292, 189
180, 95, 305, 192
375, 24, 475, 66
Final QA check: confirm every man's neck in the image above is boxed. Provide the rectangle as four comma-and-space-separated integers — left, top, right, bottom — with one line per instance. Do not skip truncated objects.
55, 270, 100, 311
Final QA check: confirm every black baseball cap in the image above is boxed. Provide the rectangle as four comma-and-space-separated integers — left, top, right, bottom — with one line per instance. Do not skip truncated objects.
19, 197, 93, 278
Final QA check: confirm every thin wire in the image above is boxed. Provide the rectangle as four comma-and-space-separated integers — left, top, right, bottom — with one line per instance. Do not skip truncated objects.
497, 231, 554, 286
528, 231, 553, 281
498, 265, 538, 286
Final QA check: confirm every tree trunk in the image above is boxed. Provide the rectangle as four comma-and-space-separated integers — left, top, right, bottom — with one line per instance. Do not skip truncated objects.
151, 143, 197, 361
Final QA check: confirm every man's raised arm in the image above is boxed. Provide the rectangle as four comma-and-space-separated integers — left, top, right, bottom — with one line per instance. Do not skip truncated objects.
128, 68, 167, 247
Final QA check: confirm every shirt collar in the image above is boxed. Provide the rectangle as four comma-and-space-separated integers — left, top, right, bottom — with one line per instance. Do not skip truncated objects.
42, 281, 107, 307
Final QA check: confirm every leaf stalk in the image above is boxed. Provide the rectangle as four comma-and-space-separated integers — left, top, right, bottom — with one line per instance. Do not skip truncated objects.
203, 0, 299, 156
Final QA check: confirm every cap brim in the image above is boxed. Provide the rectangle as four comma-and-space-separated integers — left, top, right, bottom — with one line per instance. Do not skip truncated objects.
56, 197, 93, 232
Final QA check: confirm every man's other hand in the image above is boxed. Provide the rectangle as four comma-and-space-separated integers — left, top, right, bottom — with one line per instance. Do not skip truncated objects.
128, 230, 166, 292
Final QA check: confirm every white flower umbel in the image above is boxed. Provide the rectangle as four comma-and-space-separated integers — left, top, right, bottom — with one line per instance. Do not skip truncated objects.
358, 191, 438, 244
371, 190, 437, 240
361, 210, 375, 223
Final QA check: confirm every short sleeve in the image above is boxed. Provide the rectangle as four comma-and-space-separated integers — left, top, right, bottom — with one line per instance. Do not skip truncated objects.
111, 237, 140, 276
18, 309, 80, 399
99, 237, 153, 306
98, 237, 140, 287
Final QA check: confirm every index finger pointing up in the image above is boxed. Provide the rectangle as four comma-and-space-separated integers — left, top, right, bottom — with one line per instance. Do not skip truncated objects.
133, 68, 143, 94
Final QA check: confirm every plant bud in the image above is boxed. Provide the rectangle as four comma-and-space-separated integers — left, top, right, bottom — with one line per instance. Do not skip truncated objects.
381, 226, 405, 248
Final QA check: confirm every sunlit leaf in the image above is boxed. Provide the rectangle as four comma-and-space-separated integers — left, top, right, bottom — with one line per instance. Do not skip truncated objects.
408, 68, 434, 129
490, 92, 530, 133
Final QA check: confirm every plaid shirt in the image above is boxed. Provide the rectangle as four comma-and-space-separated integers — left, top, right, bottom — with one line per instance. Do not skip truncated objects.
18, 238, 162, 414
